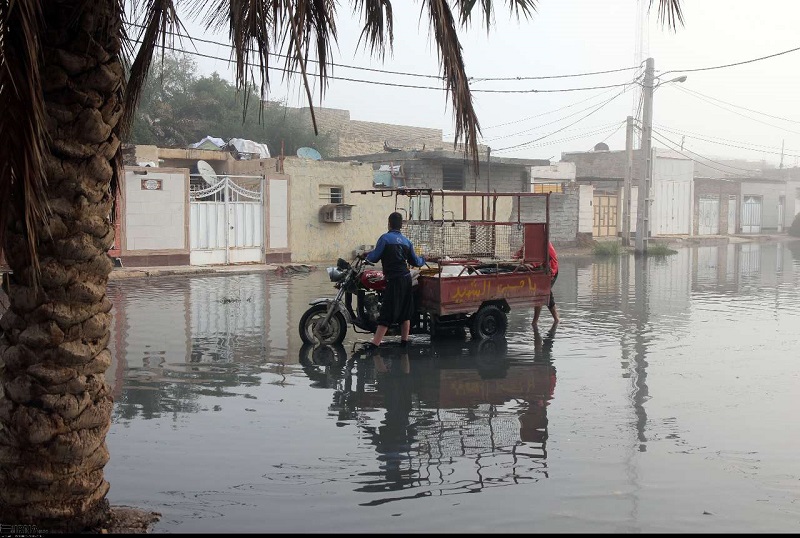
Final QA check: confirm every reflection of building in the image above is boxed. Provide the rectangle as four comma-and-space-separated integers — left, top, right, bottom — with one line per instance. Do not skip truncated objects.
108, 273, 293, 419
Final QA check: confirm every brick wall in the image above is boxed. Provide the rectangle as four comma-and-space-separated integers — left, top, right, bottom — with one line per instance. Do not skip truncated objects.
515, 184, 580, 244
693, 178, 741, 235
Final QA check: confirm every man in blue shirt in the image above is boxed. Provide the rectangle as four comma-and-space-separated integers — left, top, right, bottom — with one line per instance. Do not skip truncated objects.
360, 212, 426, 349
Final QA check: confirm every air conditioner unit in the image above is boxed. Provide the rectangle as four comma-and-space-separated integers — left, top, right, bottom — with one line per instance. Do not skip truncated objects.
320, 203, 355, 223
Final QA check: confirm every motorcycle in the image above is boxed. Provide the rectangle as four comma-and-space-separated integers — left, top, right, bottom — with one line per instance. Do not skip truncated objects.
298, 256, 421, 346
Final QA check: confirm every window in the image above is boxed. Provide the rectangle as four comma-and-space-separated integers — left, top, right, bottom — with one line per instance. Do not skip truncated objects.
319, 185, 344, 203
442, 164, 465, 190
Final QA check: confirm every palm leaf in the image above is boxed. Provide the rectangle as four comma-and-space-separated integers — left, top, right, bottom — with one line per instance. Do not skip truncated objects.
120, 0, 188, 137
653, 0, 684, 29
422, 0, 481, 164
352, 0, 393, 58
0, 0, 49, 281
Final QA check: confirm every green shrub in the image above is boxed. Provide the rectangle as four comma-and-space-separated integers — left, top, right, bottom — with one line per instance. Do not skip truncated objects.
646, 243, 678, 256
593, 241, 622, 257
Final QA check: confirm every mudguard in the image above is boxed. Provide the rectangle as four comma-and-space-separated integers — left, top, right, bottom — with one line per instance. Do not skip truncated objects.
307, 298, 353, 324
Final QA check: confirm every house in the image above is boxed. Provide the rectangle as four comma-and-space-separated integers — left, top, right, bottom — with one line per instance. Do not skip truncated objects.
329, 148, 588, 245
693, 177, 741, 236
736, 177, 791, 234
118, 144, 400, 265
561, 145, 694, 240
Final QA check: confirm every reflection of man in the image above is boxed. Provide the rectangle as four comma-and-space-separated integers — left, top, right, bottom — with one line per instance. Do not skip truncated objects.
522, 323, 558, 447
369, 347, 416, 488
533, 321, 558, 363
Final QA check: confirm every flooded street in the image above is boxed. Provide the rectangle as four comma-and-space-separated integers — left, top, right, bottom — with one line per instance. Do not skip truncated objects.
104, 240, 800, 533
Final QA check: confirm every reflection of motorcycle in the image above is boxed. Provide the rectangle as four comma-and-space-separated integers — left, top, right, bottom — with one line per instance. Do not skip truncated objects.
299, 257, 420, 345
297, 338, 557, 498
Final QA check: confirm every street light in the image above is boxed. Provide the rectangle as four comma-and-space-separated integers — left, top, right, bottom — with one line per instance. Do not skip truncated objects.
635, 58, 687, 254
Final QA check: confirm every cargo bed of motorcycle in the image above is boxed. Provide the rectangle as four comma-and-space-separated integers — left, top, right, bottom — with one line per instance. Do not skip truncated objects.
417, 263, 551, 316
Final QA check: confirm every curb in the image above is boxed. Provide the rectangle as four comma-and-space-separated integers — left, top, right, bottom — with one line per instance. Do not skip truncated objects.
108, 264, 318, 281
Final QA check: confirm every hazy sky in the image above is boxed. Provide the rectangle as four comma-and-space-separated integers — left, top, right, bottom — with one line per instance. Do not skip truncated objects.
170, 0, 800, 169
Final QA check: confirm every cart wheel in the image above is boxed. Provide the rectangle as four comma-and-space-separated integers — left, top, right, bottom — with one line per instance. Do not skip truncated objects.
469, 305, 508, 340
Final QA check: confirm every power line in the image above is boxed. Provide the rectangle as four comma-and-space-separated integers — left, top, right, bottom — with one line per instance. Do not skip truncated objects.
660, 44, 800, 76
494, 123, 628, 155
129, 38, 638, 94
651, 130, 756, 175
479, 86, 627, 132
480, 91, 633, 142
494, 86, 632, 152
656, 125, 800, 157
125, 21, 641, 83
670, 85, 800, 137
470, 65, 641, 82
673, 86, 800, 125
594, 120, 627, 148
357, 87, 635, 145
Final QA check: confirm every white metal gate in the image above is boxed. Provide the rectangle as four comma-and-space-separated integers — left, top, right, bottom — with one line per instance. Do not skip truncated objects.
698, 196, 720, 235
741, 196, 762, 234
727, 195, 737, 234
653, 180, 691, 235
190, 175, 264, 265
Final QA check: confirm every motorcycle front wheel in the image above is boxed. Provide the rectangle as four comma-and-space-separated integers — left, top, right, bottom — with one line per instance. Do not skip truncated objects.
299, 304, 348, 345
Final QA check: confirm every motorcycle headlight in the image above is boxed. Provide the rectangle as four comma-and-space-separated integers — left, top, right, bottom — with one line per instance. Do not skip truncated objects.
327, 267, 345, 282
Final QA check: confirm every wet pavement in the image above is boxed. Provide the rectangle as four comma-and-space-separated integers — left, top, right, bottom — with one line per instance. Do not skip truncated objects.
103, 240, 800, 533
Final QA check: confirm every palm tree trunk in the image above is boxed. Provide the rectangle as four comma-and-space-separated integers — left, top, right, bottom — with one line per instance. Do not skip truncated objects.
0, 0, 123, 531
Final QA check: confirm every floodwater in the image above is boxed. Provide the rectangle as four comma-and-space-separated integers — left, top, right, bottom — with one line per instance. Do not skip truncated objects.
104, 240, 800, 533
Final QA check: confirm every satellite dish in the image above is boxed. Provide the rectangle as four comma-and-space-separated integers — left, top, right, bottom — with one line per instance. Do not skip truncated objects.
196, 160, 220, 185
297, 147, 322, 160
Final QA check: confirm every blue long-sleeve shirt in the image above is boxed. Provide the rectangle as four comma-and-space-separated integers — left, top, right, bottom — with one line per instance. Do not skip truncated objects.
366, 229, 425, 279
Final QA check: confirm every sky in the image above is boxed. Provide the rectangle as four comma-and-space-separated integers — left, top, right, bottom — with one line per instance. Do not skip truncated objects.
164, 0, 800, 170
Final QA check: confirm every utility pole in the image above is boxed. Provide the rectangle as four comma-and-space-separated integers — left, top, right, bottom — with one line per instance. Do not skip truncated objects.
622, 116, 634, 247
635, 57, 654, 254
780, 139, 785, 169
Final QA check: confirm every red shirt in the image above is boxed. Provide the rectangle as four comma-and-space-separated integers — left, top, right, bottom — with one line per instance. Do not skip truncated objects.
548, 242, 558, 276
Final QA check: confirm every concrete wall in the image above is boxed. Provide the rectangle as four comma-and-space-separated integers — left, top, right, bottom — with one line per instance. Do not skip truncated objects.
296, 107, 445, 157
740, 180, 791, 231
281, 158, 398, 262
562, 149, 645, 180
121, 167, 189, 265
531, 162, 576, 182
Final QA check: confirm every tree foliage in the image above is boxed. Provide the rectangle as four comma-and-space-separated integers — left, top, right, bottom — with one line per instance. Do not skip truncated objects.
127, 52, 333, 157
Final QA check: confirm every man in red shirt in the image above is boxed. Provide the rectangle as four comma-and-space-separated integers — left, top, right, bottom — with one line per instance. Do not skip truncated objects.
533, 242, 560, 326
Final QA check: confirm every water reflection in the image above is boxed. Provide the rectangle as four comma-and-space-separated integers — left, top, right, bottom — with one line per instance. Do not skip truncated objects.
298, 336, 557, 504
101, 240, 800, 533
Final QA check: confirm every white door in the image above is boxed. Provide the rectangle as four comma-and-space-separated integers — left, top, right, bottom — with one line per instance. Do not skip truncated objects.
741, 196, 762, 234
727, 195, 737, 235
698, 196, 720, 235
654, 180, 691, 235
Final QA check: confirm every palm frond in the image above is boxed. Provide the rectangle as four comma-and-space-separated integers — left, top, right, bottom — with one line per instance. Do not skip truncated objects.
652, 0, 684, 30
120, 0, 187, 137
352, 0, 393, 59
423, 0, 480, 165
453, 0, 537, 31
186, 0, 338, 134
0, 0, 49, 281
